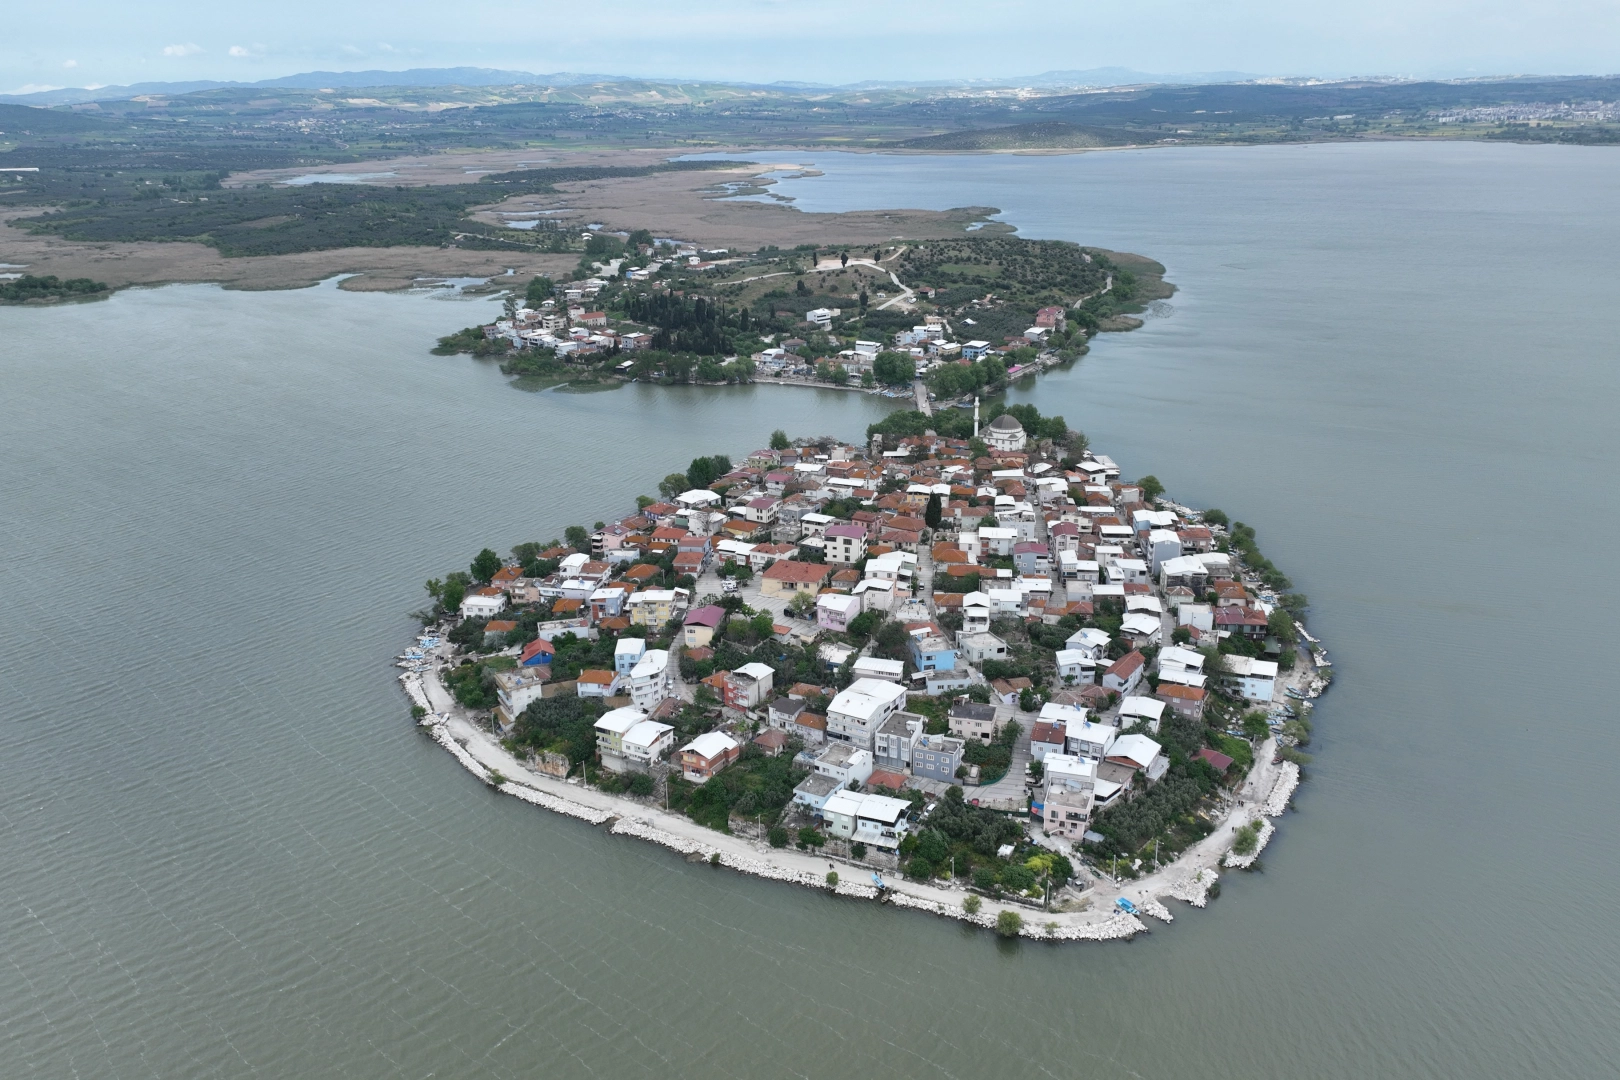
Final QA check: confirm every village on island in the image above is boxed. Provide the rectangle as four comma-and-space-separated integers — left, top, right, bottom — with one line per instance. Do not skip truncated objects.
399, 392, 1324, 941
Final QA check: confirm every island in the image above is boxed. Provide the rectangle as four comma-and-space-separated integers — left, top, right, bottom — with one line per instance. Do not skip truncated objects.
433, 235, 1172, 397
399, 409, 1327, 940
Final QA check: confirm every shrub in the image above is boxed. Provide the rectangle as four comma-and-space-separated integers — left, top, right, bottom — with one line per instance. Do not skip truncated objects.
850, 842, 867, 859
798, 826, 826, 848
489, 770, 506, 786
905, 857, 934, 880
826, 871, 839, 887
963, 895, 982, 916
628, 773, 656, 797
973, 867, 998, 892
709, 852, 722, 866
995, 910, 1023, 938
1232, 821, 1261, 856
768, 825, 789, 848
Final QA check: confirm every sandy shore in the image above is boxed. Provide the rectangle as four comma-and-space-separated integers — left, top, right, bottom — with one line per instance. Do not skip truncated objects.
397, 642, 1308, 942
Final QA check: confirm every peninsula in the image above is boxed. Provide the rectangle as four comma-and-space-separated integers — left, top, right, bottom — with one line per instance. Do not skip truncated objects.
436, 235, 1171, 397
400, 412, 1325, 940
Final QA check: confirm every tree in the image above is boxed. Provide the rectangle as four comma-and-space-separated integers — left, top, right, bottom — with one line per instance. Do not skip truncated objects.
525, 276, 554, 304
787, 590, 816, 616
924, 493, 943, 530
1171, 626, 1192, 645
963, 895, 982, 915
995, 910, 1023, 938
769, 429, 791, 450
1243, 710, 1272, 742
440, 571, 471, 614
563, 525, 589, 551
658, 473, 689, 499
502, 294, 518, 321
1137, 475, 1165, 501
470, 548, 502, 583
859, 288, 868, 312
768, 825, 789, 848
872, 350, 915, 386
850, 842, 867, 859
1202, 508, 1229, 528
686, 454, 732, 490
840, 251, 849, 267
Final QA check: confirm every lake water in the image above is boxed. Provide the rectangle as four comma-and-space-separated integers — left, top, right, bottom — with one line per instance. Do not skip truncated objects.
4, 142, 1619, 1079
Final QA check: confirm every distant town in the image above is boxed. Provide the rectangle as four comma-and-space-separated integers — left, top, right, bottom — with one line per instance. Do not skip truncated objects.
401, 405, 1322, 938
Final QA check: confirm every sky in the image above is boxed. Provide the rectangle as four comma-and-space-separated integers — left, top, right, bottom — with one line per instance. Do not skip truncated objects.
6, 0, 1619, 94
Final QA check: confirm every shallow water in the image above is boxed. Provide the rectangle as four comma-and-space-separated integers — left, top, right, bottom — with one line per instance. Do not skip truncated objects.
4, 142, 1619, 1079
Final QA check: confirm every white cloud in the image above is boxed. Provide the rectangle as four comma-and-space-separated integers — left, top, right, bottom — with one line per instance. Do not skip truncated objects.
229, 45, 250, 57
4, 84, 63, 95
62, 59, 78, 69
162, 43, 203, 57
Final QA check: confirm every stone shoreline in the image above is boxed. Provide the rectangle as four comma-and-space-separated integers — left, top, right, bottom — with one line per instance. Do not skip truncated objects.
398, 656, 1314, 943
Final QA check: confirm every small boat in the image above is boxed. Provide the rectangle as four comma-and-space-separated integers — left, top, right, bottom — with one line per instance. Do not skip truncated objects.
1115, 897, 1138, 914
1285, 686, 1306, 700
870, 871, 887, 891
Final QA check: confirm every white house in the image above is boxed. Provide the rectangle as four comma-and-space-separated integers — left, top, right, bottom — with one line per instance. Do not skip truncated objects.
1119, 695, 1167, 733
1064, 717, 1118, 762
594, 706, 647, 767
1055, 649, 1097, 685
1065, 627, 1111, 659
826, 678, 908, 751
629, 649, 672, 711
1105, 732, 1168, 780
620, 720, 676, 772
810, 743, 875, 788
822, 790, 913, 851
1120, 611, 1163, 647
851, 656, 906, 683
460, 591, 508, 620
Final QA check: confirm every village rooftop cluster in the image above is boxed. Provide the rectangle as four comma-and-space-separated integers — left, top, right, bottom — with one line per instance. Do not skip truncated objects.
421, 406, 1324, 892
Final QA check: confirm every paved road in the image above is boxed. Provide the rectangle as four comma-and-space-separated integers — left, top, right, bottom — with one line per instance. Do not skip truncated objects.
913, 378, 931, 415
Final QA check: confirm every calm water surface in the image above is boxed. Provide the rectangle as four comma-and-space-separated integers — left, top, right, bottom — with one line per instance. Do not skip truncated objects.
3, 142, 1619, 1078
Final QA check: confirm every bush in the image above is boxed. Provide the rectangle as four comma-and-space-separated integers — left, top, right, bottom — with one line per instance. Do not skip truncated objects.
798, 826, 826, 849
826, 871, 839, 887
850, 842, 867, 859
1231, 821, 1261, 856
628, 773, 656, 797
905, 857, 934, 880
768, 825, 790, 848
963, 895, 983, 916
995, 910, 1024, 938
709, 852, 722, 866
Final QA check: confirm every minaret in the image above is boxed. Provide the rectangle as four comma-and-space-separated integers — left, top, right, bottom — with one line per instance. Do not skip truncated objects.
973, 396, 980, 439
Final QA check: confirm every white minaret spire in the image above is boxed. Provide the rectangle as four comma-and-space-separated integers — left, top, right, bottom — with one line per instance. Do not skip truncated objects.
973, 395, 980, 439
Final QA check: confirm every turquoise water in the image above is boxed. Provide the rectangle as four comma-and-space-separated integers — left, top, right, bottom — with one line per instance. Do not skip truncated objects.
4, 142, 1619, 1078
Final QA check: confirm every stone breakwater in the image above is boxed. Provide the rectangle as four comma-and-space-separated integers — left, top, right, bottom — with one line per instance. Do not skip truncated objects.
1165, 869, 1218, 908
1223, 820, 1275, 869
1223, 760, 1303, 868
401, 671, 1143, 942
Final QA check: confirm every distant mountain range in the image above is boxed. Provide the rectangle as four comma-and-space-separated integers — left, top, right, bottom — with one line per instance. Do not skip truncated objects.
0, 66, 1311, 106
2, 65, 1607, 107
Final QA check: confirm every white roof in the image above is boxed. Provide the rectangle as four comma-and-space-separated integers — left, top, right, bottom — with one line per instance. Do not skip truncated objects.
733, 661, 776, 681
630, 649, 669, 678
817, 592, 861, 614
853, 793, 912, 825
1067, 719, 1118, 746
1055, 649, 1097, 668
676, 489, 722, 507
1108, 732, 1162, 769
1044, 752, 1097, 783
615, 637, 647, 657
1039, 702, 1087, 725
852, 656, 905, 678
1163, 554, 1210, 576
1223, 656, 1280, 678
1126, 595, 1164, 614
962, 591, 991, 607
595, 706, 647, 736
1121, 613, 1162, 635
1067, 627, 1111, 650
853, 579, 894, 594
1158, 646, 1205, 671
829, 678, 907, 721
978, 526, 1018, 540
821, 790, 865, 819
1120, 696, 1167, 721
682, 731, 740, 759
622, 720, 675, 751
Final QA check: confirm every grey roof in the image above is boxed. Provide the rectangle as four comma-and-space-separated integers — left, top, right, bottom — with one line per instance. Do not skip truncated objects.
950, 701, 998, 722
795, 773, 840, 797
988, 413, 1024, 432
